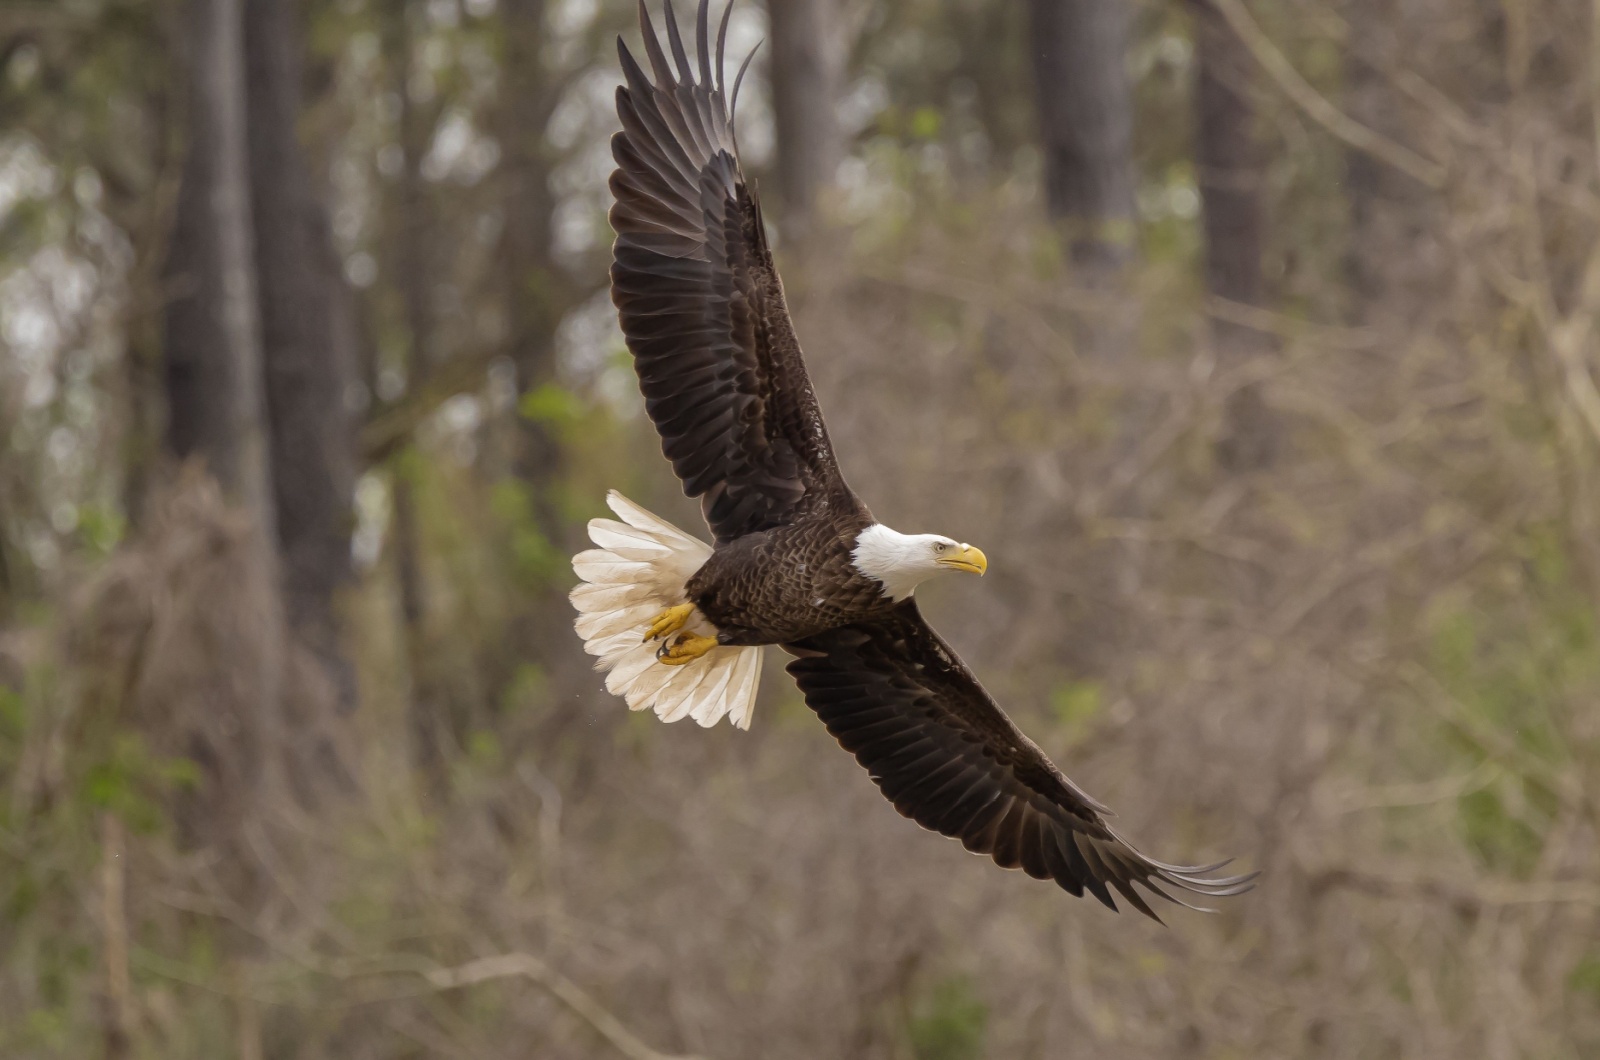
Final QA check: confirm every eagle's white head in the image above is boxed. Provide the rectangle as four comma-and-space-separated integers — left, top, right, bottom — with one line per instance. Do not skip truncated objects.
851, 524, 989, 601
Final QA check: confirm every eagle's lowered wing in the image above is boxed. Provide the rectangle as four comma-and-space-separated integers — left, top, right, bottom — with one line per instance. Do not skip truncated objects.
786, 600, 1256, 920
610, 0, 851, 545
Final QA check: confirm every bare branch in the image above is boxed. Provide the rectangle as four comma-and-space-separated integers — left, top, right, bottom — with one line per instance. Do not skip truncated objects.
1312, 866, 1600, 912
99, 814, 133, 1060
1210, 0, 1448, 188
422, 954, 705, 1060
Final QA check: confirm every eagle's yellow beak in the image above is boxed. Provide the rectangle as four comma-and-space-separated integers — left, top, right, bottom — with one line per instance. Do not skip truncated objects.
937, 543, 988, 576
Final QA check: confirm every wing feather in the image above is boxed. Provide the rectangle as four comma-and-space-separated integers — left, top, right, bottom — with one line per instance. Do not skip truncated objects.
611, 1, 857, 544
785, 600, 1256, 922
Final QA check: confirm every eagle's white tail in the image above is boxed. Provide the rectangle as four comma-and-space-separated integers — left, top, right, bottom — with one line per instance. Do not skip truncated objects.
570, 491, 762, 730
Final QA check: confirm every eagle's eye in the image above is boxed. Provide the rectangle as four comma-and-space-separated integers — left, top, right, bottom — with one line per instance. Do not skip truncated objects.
934, 542, 947, 553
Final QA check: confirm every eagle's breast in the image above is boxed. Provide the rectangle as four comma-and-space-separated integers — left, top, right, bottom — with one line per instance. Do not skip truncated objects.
684, 512, 888, 645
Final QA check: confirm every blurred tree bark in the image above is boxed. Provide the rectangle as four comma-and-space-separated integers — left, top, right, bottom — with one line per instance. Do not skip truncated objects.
1343, 4, 1387, 315
1344, 167, 1383, 314
391, 4, 435, 381
767, 0, 843, 237
1194, 0, 1263, 321
498, 0, 564, 500
163, 0, 273, 517
1192, 0, 1277, 471
383, 0, 447, 790
244, 0, 358, 707
1343, 0, 1426, 322
106, 73, 176, 533
1025, 0, 1135, 272
159, 0, 286, 920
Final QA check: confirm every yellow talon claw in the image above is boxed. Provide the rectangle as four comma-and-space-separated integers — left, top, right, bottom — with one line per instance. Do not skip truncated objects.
656, 632, 719, 665
643, 602, 696, 642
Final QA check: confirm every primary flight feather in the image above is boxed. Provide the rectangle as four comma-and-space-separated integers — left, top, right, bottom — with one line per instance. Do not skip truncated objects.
572, 0, 1255, 921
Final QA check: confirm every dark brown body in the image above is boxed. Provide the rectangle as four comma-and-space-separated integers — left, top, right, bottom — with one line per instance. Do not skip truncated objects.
686, 509, 894, 645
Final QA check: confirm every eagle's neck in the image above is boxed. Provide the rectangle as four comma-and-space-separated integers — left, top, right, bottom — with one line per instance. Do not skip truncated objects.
851, 524, 931, 602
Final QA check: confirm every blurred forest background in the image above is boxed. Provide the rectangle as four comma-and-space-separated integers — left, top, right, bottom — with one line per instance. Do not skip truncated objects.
2, 0, 1599, 1056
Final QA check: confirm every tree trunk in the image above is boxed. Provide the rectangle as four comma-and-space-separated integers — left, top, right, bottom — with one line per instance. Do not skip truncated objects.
1194, 0, 1263, 317
492, 0, 582, 733
1343, 0, 1426, 323
98, 813, 132, 1060
767, 0, 843, 236
244, 0, 358, 707
1025, 0, 1136, 272
499, 0, 564, 498
391, 466, 444, 792
1192, 0, 1277, 471
392, 5, 435, 379
159, 0, 284, 908
163, 0, 273, 517
384, 0, 447, 790
1344, 2, 1387, 316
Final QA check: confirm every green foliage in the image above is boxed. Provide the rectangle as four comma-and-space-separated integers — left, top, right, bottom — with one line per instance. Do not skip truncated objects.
1050, 677, 1103, 740
908, 106, 944, 141
499, 662, 549, 716
907, 975, 988, 1060
518, 382, 586, 435
0, 657, 138, 1053
1139, 160, 1203, 270
1455, 786, 1543, 876
82, 733, 199, 833
1569, 955, 1600, 999
489, 477, 566, 586
0, 683, 23, 743
465, 728, 501, 768
856, 0, 1034, 163
75, 502, 126, 558
1426, 524, 1599, 874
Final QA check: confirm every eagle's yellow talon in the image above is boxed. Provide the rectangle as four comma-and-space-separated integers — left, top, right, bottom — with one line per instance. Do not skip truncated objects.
643, 602, 696, 642
656, 631, 719, 665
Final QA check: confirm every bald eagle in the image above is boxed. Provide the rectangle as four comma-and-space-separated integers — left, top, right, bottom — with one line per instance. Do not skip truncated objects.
570, 0, 1254, 920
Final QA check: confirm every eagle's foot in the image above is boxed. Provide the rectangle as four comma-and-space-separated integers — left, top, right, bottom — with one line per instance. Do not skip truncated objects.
643, 602, 696, 642
656, 631, 718, 665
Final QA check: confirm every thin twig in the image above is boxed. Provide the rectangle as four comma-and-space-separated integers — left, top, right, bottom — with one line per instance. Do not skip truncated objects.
1316, 762, 1500, 816
100, 813, 133, 1060
1313, 866, 1600, 912
423, 954, 704, 1060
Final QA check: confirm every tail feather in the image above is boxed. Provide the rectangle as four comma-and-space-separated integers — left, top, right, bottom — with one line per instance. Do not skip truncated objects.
586, 522, 678, 559
570, 582, 654, 611
726, 649, 760, 730
572, 550, 652, 584
602, 491, 710, 550
574, 599, 660, 642
659, 663, 714, 725
571, 491, 763, 729
689, 661, 737, 726
618, 652, 681, 709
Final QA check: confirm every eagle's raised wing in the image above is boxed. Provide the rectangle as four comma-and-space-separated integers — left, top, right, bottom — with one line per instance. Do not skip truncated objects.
610, 0, 852, 545
786, 601, 1256, 920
